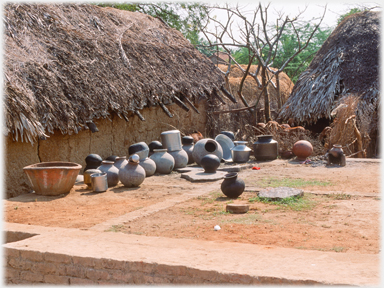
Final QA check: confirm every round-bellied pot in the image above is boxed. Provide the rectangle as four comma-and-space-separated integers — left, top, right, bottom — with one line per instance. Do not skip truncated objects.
231, 141, 251, 163
161, 130, 182, 152
220, 172, 245, 199
139, 157, 157, 177
253, 135, 278, 161
119, 154, 146, 187
182, 136, 195, 164
220, 131, 235, 141
192, 138, 223, 166
149, 149, 175, 174
128, 142, 149, 160
292, 140, 313, 161
168, 149, 188, 169
23, 162, 82, 196
113, 156, 128, 171
84, 169, 102, 189
84, 154, 102, 172
148, 141, 163, 156
200, 154, 220, 173
105, 155, 118, 162
97, 160, 119, 187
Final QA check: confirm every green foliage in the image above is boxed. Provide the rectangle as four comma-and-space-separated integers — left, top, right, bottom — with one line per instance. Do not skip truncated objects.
248, 195, 317, 211
95, 2, 208, 45
337, 8, 364, 24
257, 177, 332, 188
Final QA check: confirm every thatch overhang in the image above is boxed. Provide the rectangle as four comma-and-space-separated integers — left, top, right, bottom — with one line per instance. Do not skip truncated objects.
3, 3, 226, 143
278, 11, 380, 129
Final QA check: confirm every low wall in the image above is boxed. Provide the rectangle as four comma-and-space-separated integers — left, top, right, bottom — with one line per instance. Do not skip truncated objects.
4, 102, 208, 199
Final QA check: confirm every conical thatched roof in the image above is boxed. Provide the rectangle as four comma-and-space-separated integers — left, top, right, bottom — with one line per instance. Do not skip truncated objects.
4, 3, 225, 143
278, 11, 380, 129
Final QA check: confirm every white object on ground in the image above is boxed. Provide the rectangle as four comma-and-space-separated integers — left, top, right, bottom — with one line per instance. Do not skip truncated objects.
214, 225, 221, 231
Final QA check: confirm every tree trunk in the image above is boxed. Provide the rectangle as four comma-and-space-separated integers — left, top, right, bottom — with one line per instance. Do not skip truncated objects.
276, 73, 282, 110
262, 67, 271, 122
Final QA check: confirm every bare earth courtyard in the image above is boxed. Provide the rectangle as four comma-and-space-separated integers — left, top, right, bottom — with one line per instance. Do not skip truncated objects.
3, 158, 381, 285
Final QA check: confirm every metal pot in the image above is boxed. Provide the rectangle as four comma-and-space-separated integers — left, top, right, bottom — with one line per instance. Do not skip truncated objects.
253, 135, 278, 161
161, 130, 182, 152
91, 172, 108, 192
231, 141, 251, 163
84, 169, 102, 189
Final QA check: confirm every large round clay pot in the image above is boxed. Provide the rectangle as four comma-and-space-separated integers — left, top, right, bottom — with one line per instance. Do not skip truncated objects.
200, 154, 220, 173
220, 172, 245, 199
182, 137, 195, 164
114, 156, 128, 170
168, 149, 188, 169
253, 135, 278, 161
139, 157, 156, 177
97, 160, 119, 187
292, 140, 313, 161
119, 155, 146, 187
231, 141, 251, 163
220, 131, 235, 141
84, 154, 102, 172
192, 138, 223, 166
128, 142, 149, 160
149, 149, 175, 174
148, 141, 163, 157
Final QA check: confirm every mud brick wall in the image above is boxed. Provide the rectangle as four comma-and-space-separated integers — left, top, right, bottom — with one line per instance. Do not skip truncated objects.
4, 102, 208, 199
4, 247, 319, 285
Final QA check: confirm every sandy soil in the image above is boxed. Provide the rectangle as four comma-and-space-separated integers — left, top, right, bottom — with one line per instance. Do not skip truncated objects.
4, 158, 380, 254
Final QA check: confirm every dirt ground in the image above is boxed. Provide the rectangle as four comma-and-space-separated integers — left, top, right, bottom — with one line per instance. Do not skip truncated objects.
4, 158, 380, 255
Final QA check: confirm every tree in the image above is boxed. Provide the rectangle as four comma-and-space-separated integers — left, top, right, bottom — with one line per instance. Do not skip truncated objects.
200, 3, 326, 121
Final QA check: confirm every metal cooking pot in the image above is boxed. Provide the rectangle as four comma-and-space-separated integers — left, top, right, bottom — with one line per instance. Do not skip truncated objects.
91, 172, 108, 192
231, 141, 251, 163
161, 130, 182, 152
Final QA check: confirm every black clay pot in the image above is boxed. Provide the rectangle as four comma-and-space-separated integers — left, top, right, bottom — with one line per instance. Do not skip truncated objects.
221, 172, 245, 199
182, 136, 194, 145
129, 142, 149, 155
253, 135, 278, 161
200, 154, 220, 173
84, 154, 103, 172
220, 131, 235, 141
148, 141, 163, 152
105, 155, 118, 162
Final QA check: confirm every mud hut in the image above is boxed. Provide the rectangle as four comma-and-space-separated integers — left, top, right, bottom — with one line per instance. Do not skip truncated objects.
3, 3, 232, 198
278, 11, 380, 157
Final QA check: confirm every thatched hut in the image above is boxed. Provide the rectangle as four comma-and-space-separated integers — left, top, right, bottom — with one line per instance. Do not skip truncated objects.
278, 11, 380, 157
3, 3, 230, 198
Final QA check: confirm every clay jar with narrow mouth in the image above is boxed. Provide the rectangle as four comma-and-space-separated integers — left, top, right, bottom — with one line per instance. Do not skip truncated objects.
192, 138, 223, 166
97, 160, 119, 187
149, 149, 175, 174
113, 156, 128, 171
119, 154, 146, 187
200, 154, 220, 173
292, 140, 313, 161
182, 136, 195, 164
220, 172, 245, 199
148, 141, 163, 157
168, 149, 189, 169
139, 157, 156, 177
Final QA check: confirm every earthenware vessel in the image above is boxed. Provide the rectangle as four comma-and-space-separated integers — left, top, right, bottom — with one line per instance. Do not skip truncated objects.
220, 172, 245, 199
231, 141, 251, 163
139, 157, 157, 177
128, 142, 149, 160
220, 131, 235, 141
161, 130, 182, 151
84, 168, 102, 189
84, 154, 102, 172
91, 172, 108, 192
97, 160, 119, 187
105, 155, 118, 162
192, 138, 223, 166
119, 154, 146, 187
113, 156, 128, 170
149, 149, 175, 174
148, 141, 163, 156
23, 162, 82, 196
215, 134, 234, 162
292, 140, 313, 161
253, 135, 278, 161
200, 154, 221, 173
168, 149, 189, 169
182, 136, 195, 164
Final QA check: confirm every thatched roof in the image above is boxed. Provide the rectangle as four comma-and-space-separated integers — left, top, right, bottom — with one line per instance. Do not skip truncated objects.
4, 3, 226, 143
278, 11, 380, 128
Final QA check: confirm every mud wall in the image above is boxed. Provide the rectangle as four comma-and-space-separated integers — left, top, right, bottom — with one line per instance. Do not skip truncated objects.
4, 102, 207, 199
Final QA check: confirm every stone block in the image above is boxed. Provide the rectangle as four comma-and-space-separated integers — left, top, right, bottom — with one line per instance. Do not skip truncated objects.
4, 267, 20, 279
65, 265, 86, 278
44, 252, 72, 264
31, 262, 57, 275
72, 256, 95, 267
20, 270, 44, 282
69, 277, 97, 285
20, 249, 44, 262
8, 257, 33, 270
5, 248, 20, 258
86, 268, 110, 281
44, 274, 70, 285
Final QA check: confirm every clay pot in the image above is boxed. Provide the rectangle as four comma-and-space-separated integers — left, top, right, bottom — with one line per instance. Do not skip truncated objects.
84, 154, 102, 172
220, 172, 245, 199
113, 156, 128, 170
182, 137, 195, 164
148, 141, 163, 156
292, 140, 313, 161
105, 155, 118, 162
220, 131, 235, 141
119, 154, 146, 187
253, 135, 278, 161
128, 142, 149, 160
84, 168, 102, 189
329, 144, 344, 158
168, 149, 189, 169
149, 149, 175, 174
97, 160, 119, 187
231, 141, 251, 163
139, 157, 157, 177
200, 154, 220, 173
192, 138, 223, 166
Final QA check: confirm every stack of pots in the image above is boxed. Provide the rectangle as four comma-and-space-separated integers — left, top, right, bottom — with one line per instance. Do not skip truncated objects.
192, 138, 223, 166
128, 142, 156, 177
161, 130, 188, 169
